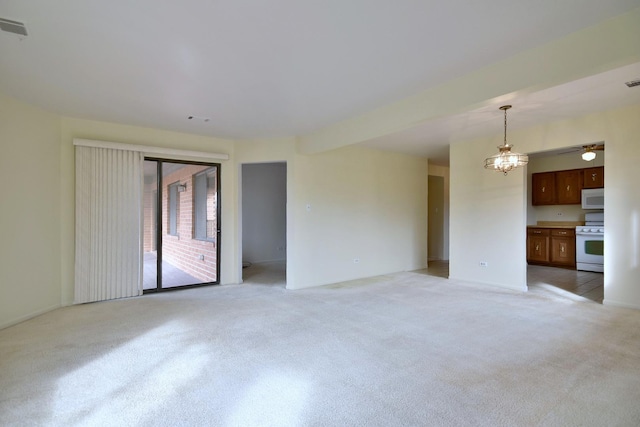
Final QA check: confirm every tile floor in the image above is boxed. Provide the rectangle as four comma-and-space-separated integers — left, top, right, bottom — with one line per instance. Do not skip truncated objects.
424, 260, 604, 304
527, 264, 604, 304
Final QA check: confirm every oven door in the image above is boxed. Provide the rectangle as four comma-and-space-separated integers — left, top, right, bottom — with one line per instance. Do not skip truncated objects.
576, 233, 604, 272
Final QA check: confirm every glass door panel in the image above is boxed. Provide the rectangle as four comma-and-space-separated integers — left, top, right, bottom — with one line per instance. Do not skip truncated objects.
143, 160, 220, 291
143, 160, 159, 290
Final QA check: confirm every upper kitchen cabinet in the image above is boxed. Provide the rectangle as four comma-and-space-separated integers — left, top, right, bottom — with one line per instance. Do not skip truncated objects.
555, 169, 582, 204
532, 172, 557, 205
582, 166, 604, 189
532, 166, 601, 205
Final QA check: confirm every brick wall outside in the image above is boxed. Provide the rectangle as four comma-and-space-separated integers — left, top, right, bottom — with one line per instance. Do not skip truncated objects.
143, 181, 156, 252
143, 163, 218, 283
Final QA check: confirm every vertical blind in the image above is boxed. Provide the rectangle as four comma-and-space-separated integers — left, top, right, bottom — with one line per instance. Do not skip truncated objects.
75, 146, 144, 303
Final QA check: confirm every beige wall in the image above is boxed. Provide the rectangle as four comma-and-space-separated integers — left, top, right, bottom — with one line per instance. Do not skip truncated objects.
450, 139, 528, 291
428, 164, 450, 260
235, 138, 429, 289
0, 93, 62, 328
450, 104, 640, 308
290, 146, 428, 289
602, 106, 640, 308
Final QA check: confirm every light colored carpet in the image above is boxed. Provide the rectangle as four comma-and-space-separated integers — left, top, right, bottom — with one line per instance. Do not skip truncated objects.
2, 271, 640, 426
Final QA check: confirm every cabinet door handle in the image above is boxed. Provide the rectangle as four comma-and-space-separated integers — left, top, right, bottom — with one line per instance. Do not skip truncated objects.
559, 231, 566, 235
567, 185, 570, 191
542, 186, 545, 193
592, 174, 597, 181
561, 246, 565, 253
535, 244, 540, 251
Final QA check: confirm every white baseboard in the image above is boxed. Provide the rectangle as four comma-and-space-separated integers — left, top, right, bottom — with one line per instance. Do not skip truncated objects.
246, 258, 286, 265
603, 299, 640, 310
0, 303, 61, 330
448, 276, 527, 292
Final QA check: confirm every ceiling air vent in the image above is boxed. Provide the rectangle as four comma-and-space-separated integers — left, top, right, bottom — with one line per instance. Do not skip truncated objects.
0, 17, 28, 36
625, 79, 640, 88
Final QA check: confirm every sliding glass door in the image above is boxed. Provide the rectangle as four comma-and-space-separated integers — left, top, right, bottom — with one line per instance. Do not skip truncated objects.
143, 159, 220, 291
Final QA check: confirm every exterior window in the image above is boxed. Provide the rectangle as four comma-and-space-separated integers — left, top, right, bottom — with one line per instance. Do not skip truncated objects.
193, 167, 217, 241
168, 181, 179, 236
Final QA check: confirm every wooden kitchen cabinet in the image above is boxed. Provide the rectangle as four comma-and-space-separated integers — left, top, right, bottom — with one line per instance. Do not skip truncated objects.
583, 166, 604, 189
555, 170, 582, 204
527, 227, 575, 269
532, 172, 556, 205
532, 166, 602, 205
549, 229, 576, 268
527, 228, 549, 263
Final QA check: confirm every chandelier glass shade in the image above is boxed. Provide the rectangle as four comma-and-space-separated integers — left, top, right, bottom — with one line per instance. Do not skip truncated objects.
484, 105, 528, 175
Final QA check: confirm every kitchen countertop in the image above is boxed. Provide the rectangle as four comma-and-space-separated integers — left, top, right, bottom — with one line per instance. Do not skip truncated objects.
527, 221, 583, 229
527, 225, 579, 229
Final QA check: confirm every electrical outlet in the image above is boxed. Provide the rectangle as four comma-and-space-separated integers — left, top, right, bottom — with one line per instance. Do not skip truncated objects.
480, 261, 488, 267
198, 254, 205, 261
353, 258, 360, 264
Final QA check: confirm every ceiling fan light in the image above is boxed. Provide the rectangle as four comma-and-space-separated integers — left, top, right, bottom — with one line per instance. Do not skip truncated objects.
582, 151, 596, 161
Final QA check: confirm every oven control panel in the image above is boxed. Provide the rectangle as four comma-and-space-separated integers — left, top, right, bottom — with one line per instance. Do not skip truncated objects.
576, 227, 604, 234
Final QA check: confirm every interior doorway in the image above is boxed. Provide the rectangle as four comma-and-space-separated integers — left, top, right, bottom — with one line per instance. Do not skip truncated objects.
525, 146, 604, 303
428, 175, 445, 261
143, 159, 221, 291
241, 162, 287, 287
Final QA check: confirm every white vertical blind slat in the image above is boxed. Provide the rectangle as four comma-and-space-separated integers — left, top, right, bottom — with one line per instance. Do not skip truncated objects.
75, 146, 143, 304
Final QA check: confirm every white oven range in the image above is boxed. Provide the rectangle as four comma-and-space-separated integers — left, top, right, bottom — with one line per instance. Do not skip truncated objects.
576, 212, 604, 273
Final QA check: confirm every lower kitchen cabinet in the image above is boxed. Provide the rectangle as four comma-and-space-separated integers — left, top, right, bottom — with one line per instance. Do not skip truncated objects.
549, 229, 576, 268
527, 227, 575, 268
527, 229, 549, 263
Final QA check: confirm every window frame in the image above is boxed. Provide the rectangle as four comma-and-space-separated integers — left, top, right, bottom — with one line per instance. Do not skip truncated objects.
193, 167, 218, 242
167, 181, 180, 236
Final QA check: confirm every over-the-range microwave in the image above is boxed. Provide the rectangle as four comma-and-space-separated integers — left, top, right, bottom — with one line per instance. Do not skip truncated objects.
582, 188, 604, 209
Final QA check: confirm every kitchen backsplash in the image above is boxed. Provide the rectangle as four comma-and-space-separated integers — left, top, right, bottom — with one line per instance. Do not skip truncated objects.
528, 204, 587, 225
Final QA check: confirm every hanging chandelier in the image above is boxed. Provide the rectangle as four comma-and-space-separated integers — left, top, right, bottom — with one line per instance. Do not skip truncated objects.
484, 105, 528, 175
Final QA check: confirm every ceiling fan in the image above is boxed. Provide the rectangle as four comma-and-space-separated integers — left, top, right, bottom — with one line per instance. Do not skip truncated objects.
581, 143, 605, 161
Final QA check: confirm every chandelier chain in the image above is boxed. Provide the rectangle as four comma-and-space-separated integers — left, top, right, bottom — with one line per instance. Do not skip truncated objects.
484, 104, 527, 175
504, 107, 507, 145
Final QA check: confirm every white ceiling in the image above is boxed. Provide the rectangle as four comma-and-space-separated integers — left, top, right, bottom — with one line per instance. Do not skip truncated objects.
360, 62, 640, 164
1, 1, 639, 164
